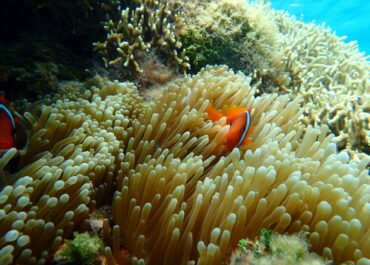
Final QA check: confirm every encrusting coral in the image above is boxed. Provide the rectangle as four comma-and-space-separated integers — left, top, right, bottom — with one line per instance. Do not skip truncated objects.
93, 0, 190, 77
58, 232, 104, 265
179, 0, 287, 91
274, 11, 370, 155
230, 230, 327, 265
0, 66, 369, 265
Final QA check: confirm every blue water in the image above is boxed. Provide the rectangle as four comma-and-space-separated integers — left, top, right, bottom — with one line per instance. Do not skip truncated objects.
270, 0, 370, 55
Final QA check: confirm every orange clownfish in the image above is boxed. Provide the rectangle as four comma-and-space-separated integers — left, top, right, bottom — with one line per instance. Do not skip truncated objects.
0, 94, 16, 150
206, 104, 254, 151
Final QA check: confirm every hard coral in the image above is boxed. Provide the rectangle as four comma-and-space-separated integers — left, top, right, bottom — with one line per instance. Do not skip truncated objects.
94, 0, 189, 78
179, 0, 286, 89
274, 11, 370, 155
181, 27, 240, 74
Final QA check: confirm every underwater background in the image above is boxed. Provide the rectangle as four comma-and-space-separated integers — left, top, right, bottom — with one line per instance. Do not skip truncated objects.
271, 0, 370, 54
0, 0, 369, 264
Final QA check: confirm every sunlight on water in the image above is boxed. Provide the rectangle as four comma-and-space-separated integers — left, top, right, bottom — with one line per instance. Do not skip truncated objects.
270, 0, 370, 55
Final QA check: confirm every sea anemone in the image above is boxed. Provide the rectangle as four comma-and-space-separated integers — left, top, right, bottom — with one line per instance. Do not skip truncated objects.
0, 66, 369, 264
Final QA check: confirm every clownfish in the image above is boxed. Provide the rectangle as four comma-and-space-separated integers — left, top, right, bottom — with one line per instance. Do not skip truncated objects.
0, 94, 16, 150
206, 104, 254, 151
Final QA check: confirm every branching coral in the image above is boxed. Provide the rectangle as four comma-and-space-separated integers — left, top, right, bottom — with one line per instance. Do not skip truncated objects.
274, 11, 370, 155
0, 66, 369, 265
94, 0, 190, 76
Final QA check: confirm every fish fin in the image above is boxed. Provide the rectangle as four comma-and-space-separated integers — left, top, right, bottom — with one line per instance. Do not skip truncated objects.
223, 105, 254, 123
223, 105, 250, 116
206, 104, 224, 122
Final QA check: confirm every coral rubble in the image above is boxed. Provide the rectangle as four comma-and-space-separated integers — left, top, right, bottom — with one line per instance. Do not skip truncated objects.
0, 66, 369, 265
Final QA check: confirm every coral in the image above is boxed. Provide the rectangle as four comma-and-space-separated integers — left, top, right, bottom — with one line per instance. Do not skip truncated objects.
170, 0, 370, 156
0, 66, 369, 265
230, 230, 327, 265
179, 0, 287, 91
274, 11, 370, 155
94, 0, 190, 77
58, 232, 103, 265
181, 27, 240, 74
